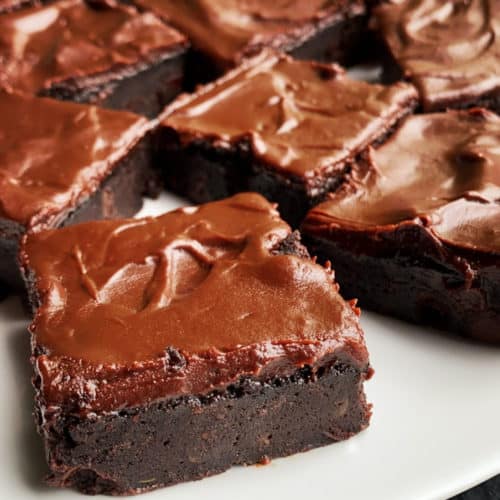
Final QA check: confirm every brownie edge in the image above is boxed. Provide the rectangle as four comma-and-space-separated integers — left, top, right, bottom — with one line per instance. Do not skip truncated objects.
39, 362, 371, 495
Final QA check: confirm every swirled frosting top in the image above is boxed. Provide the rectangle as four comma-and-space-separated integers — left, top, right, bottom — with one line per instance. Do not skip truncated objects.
162, 52, 418, 178
132, 0, 365, 67
374, 0, 500, 110
0, 91, 149, 228
22, 193, 369, 412
303, 108, 500, 255
0, 0, 187, 94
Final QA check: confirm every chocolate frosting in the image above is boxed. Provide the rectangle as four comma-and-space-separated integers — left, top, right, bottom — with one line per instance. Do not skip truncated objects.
0, 0, 187, 95
132, 0, 365, 67
0, 91, 150, 228
374, 0, 500, 110
162, 52, 418, 178
303, 108, 500, 255
22, 193, 369, 413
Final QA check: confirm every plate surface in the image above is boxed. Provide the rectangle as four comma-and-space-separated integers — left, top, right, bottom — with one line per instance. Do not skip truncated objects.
0, 193, 499, 499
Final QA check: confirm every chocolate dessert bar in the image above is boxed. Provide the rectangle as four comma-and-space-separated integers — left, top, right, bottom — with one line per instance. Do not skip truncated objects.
302, 108, 500, 343
0, 91, 158, 293
158, 52, 418, 226
0, 0, 188, 117
21, 193, 372, 495
373, 0, 500, 112
131, 0, 369, 84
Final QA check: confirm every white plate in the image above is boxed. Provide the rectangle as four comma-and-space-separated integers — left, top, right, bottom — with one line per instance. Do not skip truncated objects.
0, 192, 499, 499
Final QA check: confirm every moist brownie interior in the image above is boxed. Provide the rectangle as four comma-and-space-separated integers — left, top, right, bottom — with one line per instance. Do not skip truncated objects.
21, 193, 372, 494
302, 108, 500, 343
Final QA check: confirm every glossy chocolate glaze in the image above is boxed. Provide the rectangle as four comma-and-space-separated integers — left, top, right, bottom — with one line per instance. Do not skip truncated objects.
374, 0, 500, 110
22, 194, 369, 413
0, 0, 187, 95
132, 0, 365, 68
162, 52, 418, 179
0, 91, 150, 228
303, 108, 500, 255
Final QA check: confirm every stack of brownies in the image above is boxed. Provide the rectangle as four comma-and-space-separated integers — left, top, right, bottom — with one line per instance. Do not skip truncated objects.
0, 0, 498, 495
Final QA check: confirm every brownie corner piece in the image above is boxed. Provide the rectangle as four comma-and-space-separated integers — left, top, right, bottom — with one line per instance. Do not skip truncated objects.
373, 0, 500, 112
301, 108, 500, 343
0, 0, 189, 117
0, 90, 159, 293
158, 51, 418, 227
22, 193, 372, 495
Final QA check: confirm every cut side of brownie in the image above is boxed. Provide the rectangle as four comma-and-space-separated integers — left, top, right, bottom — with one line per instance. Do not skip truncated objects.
20, 193, 372, 495
0, 90, 159, 293
302, 108, 500, 343
0, 0, 188, 117
373, 0, 500, 113
158, 51, 418, 227
130, 0, 369, 85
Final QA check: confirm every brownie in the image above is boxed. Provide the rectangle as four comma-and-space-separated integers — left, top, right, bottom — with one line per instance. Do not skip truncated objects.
302, 108, 500, 343
373, 0, 500, 112
20, 193, 372, 495
157, 52, 418, 227
130, 0, 369, 85
0, 90, 159, 294
0, 0, 188, 117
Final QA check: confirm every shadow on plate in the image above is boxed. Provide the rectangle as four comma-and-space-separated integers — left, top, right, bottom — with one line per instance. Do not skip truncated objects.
4, 297, 51, 493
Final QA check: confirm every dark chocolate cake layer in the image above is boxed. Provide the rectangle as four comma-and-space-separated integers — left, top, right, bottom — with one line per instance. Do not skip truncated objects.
21, 193, 372, 494
302, 108, 500, 342
40, 363, 369, 495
